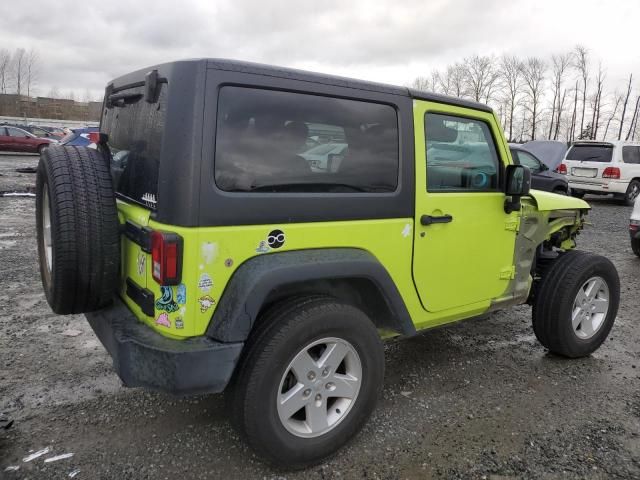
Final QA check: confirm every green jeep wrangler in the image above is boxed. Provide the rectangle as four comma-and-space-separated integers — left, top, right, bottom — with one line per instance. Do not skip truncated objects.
35, 59, 620, 468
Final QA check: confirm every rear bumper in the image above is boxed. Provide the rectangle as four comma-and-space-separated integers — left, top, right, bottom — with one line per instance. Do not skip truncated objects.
86, 298, 243, 395
568, 179, 628, 194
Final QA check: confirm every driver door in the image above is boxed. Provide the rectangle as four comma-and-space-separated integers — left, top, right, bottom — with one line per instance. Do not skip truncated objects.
412, 102, 518, 313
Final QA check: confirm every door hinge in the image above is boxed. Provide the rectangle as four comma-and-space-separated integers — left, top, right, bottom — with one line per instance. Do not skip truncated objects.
499, 266, 516, 280
505, 218, 520, 232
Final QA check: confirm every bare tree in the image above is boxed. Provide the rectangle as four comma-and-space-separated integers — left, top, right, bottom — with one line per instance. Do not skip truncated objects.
602, 93, 622, 141
410, 71, 440, 93
439, 63, 467, 98
589, 64, 605, 139
410, 76, 430, 91
0, 48, 11, 93
625, 96, 640, 141
66, 90, 76, 101
548, 53, 571, 139
11, 48, 26, 95
47, 86, 60, 98
521, 57, 546, 140
463, 55, 499, 103
554, 87, 568, 140
574, 45, 590, 139
618, 74, 633, 140
498, 55, 523, 141
25, 48, 39, 97
569, 80, 579, 142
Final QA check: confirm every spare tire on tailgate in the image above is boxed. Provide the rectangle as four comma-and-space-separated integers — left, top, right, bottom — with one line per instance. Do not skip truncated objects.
36, 146, 120, 314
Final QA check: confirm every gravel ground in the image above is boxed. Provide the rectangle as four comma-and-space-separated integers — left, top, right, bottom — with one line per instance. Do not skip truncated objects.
0, 153, 639, 479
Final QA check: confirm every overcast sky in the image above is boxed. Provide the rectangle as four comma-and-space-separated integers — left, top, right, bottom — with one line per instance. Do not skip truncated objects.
0, 0, 638, 100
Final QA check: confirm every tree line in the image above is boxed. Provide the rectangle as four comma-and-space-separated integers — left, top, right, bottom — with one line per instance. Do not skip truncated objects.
410, 45, 639, 143
0, 47, 94, 102
0, 48, 40, 97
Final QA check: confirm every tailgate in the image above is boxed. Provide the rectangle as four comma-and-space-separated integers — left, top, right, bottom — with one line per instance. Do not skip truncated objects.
117, 200, 151, 309
564, 143, 614, 184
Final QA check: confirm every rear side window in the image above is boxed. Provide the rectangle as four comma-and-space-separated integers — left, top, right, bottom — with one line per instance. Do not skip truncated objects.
425, 113, 500, 192
511, 150, 541, 171
7, 127, 27, 137
214, 86, 399, 193
622, 146, 640, 164
566, 145, 613, 162
102, 84, 167, 208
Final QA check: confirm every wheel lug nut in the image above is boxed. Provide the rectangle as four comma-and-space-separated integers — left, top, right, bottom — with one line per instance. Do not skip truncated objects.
325, 382, 334, 390
303, 389, 311, 397
307, 371, 316, 381
315, 394, 322, 401
322, 367, 330, 377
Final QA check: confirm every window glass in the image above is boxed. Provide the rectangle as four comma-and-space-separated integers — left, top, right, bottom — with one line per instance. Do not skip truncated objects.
102, 84, 167, 209
622, 146, 640, 164
566, 144, 613, 162
214, 86, 399, 193
7, 128, 28, 137
425, 113, 500, 192
513, 150, 541, 171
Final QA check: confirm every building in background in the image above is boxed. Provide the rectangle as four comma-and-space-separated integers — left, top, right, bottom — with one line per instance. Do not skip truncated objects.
0, 94, 101, 122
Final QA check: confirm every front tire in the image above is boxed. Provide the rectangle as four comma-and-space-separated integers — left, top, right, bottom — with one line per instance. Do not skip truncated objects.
632, 238, 640, 257
532, 250, 619, 358
231, 296, 384, 469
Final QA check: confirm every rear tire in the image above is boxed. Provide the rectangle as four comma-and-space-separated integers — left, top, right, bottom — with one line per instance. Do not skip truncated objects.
231, 296, 384, 469
632, 238, 640, 257
36, 146, 120, 314
622, 179, 640, 206
552, 187, 568, 195
570, 189, 585, 199
532, 250, 619, 358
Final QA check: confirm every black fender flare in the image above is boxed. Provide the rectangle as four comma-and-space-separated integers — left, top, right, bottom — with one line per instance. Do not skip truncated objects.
206, 248, 416, 343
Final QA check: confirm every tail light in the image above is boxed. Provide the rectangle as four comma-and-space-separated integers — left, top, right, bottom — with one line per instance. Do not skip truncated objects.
602, 167, 621, 179
631, 220, 640, 233
87, 131, 108, 145
150, 231, 183, 285
557, 163, 567, 174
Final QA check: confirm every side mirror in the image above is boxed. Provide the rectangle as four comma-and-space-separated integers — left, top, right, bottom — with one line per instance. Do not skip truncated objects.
504, 164, 531, 213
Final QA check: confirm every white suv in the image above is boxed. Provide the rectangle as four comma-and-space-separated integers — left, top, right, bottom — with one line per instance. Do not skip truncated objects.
560, 141, 640, 205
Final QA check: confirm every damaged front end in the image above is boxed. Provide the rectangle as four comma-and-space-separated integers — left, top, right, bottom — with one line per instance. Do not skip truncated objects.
489, 190, 590, 311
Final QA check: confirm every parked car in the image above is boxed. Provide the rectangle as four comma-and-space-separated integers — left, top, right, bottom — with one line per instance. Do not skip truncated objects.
559, 140, 640, 205
37, 126, 66, 138
631, 196, 640, 256
35, 59, 619, 469
1, 123, 60, 140
518, 140, 568, 171
59, 127, 99, 147
0, 126, 56, 153
509, 143, 569, 194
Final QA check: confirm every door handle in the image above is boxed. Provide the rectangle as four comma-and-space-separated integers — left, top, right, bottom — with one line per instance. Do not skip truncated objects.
420, 214, 453, 226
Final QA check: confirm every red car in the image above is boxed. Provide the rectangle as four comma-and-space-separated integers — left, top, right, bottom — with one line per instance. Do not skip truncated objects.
0, 126, 57, 154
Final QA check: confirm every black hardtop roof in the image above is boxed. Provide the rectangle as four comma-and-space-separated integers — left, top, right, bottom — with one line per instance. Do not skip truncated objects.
108, 58, 493, 114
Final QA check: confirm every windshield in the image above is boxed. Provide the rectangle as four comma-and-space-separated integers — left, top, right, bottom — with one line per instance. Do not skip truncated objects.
566, 144, 613, 162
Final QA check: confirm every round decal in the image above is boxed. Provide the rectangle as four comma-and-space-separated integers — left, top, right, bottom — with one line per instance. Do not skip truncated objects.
267, 229, 285, 249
